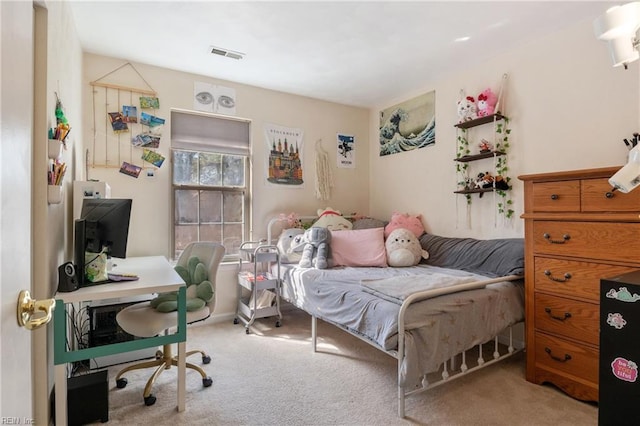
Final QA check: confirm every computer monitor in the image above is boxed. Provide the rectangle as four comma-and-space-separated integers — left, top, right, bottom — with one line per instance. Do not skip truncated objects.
74, 198, 132, 287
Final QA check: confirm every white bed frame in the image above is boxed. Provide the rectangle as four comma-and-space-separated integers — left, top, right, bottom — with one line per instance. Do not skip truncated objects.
267, 216, 524, 418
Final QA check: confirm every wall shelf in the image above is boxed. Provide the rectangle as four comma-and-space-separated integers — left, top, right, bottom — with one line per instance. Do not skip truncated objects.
454, 150, 505, 162
454, 113, 505, 129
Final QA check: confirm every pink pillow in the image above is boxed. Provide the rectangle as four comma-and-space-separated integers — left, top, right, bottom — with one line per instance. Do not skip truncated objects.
330, 228, 387, 267
384, 212, 425, 238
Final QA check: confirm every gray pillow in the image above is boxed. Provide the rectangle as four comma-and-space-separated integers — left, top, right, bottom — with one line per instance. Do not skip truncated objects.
352, 218, 387, 230
419, 233, 524, 278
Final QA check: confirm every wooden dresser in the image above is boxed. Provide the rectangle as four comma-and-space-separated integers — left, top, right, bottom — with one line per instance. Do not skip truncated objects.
519, 166, 640, 402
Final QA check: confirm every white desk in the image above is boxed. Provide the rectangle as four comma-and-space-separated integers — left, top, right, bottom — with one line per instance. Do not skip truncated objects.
54, 256, 186, 425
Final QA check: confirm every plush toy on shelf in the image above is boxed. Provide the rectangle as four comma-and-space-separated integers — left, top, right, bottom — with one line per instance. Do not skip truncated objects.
457, 95, 478, 123
476, 88, 498, 117
478, 139, 493, 153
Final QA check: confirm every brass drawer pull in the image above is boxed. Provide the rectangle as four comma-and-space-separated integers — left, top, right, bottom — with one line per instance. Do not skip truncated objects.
543, 233, 570, 244
544, 347, 572, 362
550, 194, 559, 200
544, 307, 572, 321
543, 270, 572, 283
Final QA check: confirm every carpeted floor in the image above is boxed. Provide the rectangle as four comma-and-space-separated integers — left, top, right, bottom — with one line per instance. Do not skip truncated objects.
93, 305, 597, 425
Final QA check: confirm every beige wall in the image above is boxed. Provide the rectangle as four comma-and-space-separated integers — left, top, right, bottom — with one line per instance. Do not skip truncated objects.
82, 16, 640, 318
81, 54, 370, 316
369, 17, 640, 240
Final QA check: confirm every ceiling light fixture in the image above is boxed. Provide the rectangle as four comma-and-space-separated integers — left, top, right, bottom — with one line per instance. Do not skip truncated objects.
593, 2, 640, 69
209, 45, 245, 60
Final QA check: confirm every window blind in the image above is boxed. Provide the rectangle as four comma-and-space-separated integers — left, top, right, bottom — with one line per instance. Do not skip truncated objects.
170, 109, 250, 156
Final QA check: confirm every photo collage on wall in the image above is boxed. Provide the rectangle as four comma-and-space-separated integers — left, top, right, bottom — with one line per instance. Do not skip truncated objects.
113, 95, 166, 179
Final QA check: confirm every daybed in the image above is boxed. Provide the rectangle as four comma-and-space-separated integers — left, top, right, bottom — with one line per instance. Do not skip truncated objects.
267, 217, 525, 418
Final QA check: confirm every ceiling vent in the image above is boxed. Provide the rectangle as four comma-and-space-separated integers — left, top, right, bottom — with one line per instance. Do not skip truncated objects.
210, 45, 245, 60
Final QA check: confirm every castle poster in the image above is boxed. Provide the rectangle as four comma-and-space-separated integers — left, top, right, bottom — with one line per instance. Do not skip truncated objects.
264, 123, 304, 187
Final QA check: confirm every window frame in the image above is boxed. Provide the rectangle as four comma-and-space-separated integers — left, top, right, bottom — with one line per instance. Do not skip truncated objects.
170, 109, 251, 262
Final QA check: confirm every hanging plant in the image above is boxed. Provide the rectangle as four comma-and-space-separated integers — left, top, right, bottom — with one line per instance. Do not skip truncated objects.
456, 129, 472, 204
495, 118, 514, 219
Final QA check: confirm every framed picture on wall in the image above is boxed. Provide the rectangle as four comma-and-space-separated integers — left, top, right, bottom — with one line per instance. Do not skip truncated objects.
379, 90, 436, 156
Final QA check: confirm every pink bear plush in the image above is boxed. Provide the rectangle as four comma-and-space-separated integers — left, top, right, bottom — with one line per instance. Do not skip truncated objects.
476, 88, 497, 117
384, 212, 426, 239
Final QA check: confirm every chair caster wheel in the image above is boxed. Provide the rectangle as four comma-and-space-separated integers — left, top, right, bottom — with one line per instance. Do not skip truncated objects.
203, 376, 213, 387
275, 320, 282, 327
202, 355, 211, 364
155, 350, 163, 359
233, 318, 239, 324
116, 378, 128, 389
245, 328, 250, 334
144, 395, 156, 406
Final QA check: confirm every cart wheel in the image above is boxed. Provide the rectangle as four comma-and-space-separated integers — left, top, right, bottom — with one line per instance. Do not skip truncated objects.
202, 355, 211, 364
233, 318, 239, 325
203, 376, 213, 387
275, 320, 282, 328
144, 394, 156, 406
116, 378, 128, 389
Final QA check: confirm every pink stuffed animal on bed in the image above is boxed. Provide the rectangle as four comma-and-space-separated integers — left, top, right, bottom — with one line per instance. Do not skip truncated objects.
476, 88, 497, 117
384, 212, 425, 239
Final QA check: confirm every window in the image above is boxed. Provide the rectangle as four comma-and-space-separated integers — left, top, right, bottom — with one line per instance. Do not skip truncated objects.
171, 110, 250, 260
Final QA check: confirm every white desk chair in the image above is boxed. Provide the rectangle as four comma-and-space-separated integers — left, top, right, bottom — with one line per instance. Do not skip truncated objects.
114, 242, 225, 406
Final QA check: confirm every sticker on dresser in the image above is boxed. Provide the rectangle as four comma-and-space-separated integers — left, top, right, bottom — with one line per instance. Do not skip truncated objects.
606, 287, 640, 302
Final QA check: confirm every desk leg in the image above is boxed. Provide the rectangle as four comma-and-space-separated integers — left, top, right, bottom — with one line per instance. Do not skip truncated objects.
55, 364, 67, 425
178, 341, 185, 412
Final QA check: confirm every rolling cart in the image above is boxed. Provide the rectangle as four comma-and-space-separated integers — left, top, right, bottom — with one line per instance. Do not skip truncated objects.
234, 241, 282, 334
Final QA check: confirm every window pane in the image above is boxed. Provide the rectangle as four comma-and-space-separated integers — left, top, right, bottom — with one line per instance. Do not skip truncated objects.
223, 155, 245, 186
200, 190, 222, 223
223, 192, 244, 223
175, 225, 198, 255
223, 223, 243, 256
175, 190, 199, 224
173, 150, 198, 185
199, 223, 222, 243
199, 153, 222, 186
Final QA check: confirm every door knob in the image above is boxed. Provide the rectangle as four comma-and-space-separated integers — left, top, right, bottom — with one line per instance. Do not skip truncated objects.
17, 290, 55, 330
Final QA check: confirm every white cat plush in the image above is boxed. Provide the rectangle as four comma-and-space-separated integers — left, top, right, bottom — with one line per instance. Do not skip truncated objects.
457, 96, 477, 123
385, 228, 429, 267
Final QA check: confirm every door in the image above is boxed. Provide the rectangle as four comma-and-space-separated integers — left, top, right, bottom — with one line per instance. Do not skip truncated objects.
1, 0, 35, 420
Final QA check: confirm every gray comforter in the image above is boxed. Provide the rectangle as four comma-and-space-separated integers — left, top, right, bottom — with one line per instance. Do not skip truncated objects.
279, 264, 524, 389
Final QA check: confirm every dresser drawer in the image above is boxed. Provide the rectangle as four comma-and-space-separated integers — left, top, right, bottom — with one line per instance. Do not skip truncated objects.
534, 257, 636, 302
534, 293, 599, 345
535, 332, 599, 384
532, 221, 640, 263
582, 177, 640, 212
531, 180, 580, 212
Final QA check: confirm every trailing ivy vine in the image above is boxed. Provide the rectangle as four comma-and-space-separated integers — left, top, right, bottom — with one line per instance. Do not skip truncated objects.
495, 117, 514, 219
456, 129, 471, 205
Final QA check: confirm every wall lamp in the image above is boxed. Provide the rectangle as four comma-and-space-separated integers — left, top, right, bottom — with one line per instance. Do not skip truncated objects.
594, 2, 640, 69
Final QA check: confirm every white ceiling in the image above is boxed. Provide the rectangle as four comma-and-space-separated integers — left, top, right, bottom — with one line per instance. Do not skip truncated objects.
67, 1, 616, 108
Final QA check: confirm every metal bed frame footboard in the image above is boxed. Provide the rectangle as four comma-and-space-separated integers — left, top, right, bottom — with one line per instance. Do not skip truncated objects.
309, 275, 524, 418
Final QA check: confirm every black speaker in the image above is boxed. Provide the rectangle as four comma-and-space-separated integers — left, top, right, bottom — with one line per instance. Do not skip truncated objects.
57, 262, 78, 292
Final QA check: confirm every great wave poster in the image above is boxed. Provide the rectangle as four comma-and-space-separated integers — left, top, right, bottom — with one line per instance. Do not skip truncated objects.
379, 90, 435, 156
